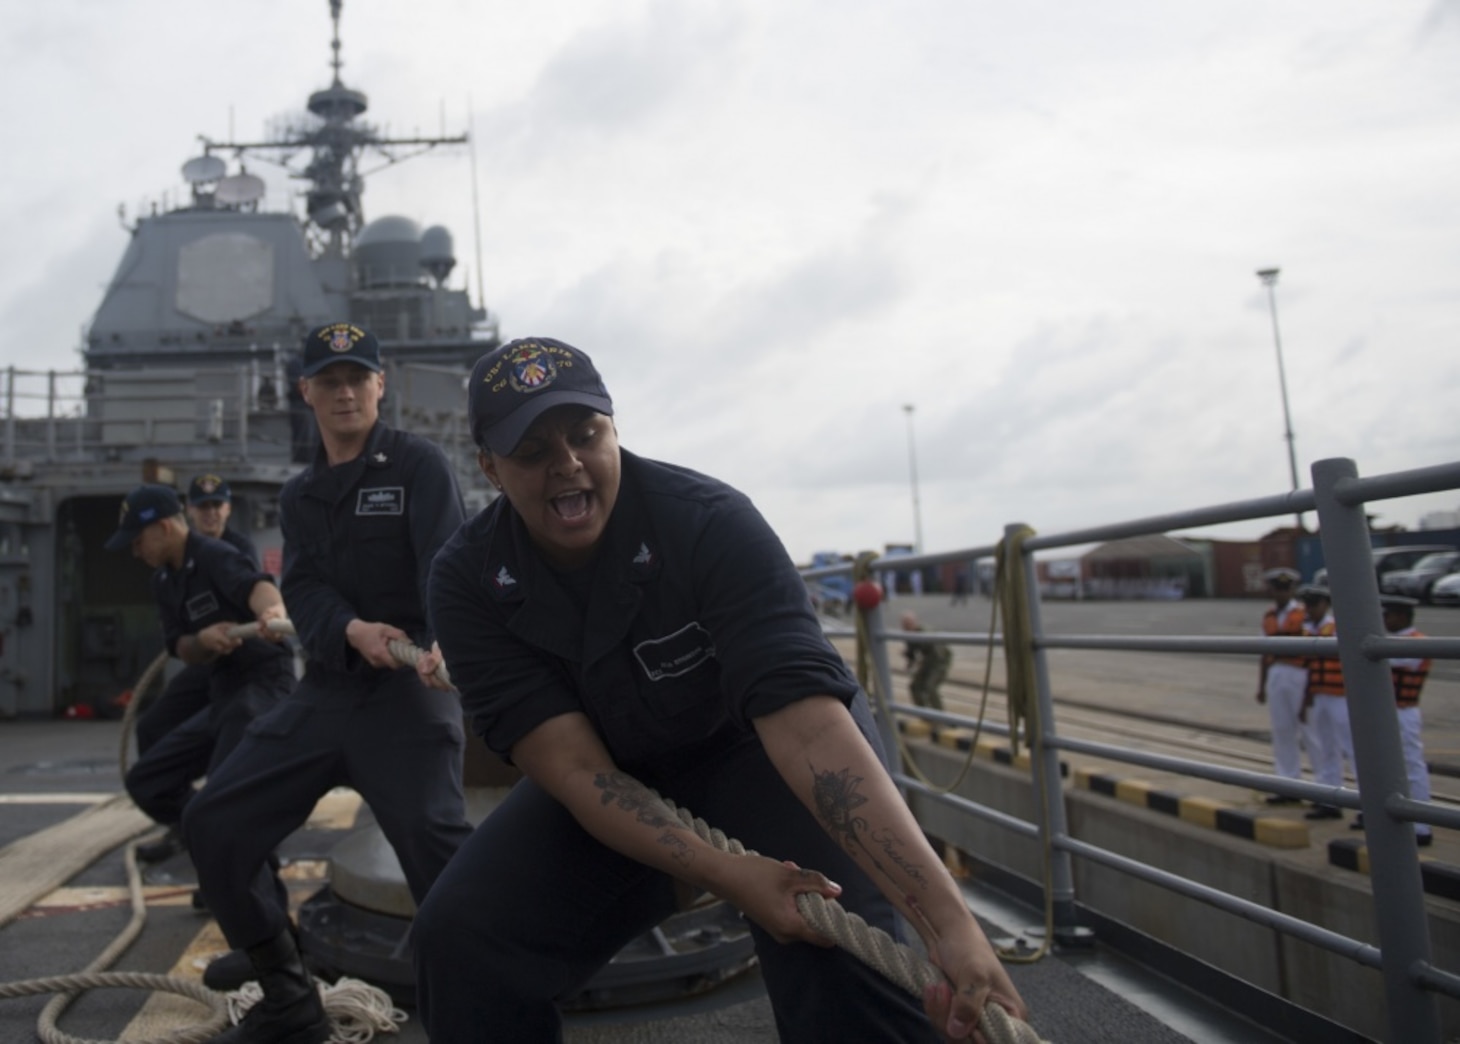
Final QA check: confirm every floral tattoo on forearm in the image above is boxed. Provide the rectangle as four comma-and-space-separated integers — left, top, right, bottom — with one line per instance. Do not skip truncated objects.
593, 771, 695, 865
810, 763, 929, 892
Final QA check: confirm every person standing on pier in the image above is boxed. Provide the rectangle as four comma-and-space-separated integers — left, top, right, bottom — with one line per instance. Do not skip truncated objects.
1254, 567, 1319, 805
1300, 586, 1355, 821
1366, 594, 1434, 845
182, 323, 473, 1044
413, 337, 1027, 1043
902, 611, 952, 712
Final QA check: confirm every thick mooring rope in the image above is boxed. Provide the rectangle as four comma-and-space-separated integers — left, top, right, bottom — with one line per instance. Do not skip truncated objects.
660, 797, 1050, 1044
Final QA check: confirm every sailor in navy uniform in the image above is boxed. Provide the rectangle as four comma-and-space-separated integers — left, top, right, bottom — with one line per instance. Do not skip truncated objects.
182, 323, 472, 1044
133, 474, 261, 810
186, 473, 259, 564
412, 338, 1026, 1043
108, 484, 293, 863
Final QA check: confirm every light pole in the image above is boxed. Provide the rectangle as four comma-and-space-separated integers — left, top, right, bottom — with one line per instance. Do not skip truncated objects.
1256, 267, 1304, 530
902, 404, 924, 554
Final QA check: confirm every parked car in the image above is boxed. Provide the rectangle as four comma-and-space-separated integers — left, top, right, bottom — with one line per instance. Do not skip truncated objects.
1383, 550, 1460, 602
1312, 544, 1456, 590
1432, 572, 1460, 607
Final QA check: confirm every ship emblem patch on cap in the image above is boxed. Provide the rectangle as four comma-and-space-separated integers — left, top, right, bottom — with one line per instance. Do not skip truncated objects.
328, 325, 357, 353
197, 475, 221, 494
507, 342, 558, 394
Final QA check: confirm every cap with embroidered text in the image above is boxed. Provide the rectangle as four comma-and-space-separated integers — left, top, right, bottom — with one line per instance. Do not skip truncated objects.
468, 337, 613, 455
105, 484, 182, 551
300, 323, 383, 378
188, 474, 231, 505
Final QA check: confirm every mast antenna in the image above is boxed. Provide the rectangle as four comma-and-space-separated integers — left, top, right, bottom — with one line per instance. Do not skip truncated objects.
468, 98, 487, 311
329, 1, 345, 83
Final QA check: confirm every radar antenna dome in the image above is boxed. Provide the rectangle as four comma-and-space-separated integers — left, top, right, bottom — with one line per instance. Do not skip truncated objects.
355, 215, 424, 288
216, 173, 267, 206
420, 225, 456, 285
181, 155, 227, 184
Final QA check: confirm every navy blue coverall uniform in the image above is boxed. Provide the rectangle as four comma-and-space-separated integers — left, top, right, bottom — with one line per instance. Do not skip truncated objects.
184, 422, 473, 952
136, 528, 260, 755
414, 450, 937, 1042
125, 531, 291, 830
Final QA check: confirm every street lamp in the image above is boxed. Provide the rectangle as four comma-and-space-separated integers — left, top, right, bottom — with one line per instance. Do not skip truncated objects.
1256, 267, 1304, 530
902, 404, 924, 554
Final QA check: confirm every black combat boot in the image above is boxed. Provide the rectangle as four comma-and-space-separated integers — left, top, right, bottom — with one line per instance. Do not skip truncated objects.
210, 930, 330, 1044
203, 948, 255, 991
136, 826, 186, 863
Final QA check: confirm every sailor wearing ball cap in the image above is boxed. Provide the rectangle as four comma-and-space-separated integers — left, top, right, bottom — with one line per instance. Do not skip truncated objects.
104, 483, 292, 876
180, 322, 472, 1043
414, 337, 1027, 1043
186, 473, 258, 565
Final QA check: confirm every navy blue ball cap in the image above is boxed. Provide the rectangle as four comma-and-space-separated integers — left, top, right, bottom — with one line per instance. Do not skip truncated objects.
105, 484, 182, 551
188, 473, 231, 505
468, 337, 613, 455
300, 322, 383, 378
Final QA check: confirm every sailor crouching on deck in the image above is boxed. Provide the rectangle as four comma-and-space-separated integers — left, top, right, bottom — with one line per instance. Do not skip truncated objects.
112, 483, 294, 873
412, 337, 1027, 1042
182, 323, 473, 1044
127, 474, 269, 865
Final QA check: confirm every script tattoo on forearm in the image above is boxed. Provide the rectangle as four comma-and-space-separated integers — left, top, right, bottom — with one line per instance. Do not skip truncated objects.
592, 771, 682, 830
810, 763, 929, 892
871, 827, 929, 888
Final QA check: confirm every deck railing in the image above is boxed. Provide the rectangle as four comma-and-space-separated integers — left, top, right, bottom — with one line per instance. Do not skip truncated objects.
805, 455, 1460, 1044
0, 362, 475, 481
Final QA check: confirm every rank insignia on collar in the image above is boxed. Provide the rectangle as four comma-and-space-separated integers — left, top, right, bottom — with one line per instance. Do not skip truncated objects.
493, 565, 517, 589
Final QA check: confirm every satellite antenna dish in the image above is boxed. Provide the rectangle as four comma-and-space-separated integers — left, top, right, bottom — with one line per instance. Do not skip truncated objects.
181, 155, 227, 184
215, 173, 267, 206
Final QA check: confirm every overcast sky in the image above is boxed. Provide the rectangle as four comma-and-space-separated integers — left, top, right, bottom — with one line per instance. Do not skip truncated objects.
2, 1, 1457, 563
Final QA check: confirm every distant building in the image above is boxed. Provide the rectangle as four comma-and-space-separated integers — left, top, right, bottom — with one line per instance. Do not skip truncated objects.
1420, 509, 1460, 530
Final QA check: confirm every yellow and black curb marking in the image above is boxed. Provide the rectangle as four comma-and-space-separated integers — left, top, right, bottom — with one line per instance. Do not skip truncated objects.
1073, 767, 1310, 849
897, 718, 1068, 777
1328, 838, 1460, 902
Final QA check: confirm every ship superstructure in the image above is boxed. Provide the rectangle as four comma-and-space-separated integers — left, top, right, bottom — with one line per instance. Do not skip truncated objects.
0, 0, 498, 718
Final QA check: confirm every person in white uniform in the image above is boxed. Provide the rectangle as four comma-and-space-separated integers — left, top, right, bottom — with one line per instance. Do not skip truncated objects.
1255, 567, 1319, 803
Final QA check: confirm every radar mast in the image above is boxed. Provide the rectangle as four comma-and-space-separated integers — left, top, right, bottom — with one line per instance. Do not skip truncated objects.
198, 0, 466, 259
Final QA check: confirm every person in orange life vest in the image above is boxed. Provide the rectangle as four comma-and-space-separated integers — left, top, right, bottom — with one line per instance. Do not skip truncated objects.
1299, 586, 1355, 821
1255, 567, 1319, 804
1356, 595, 1433, 845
